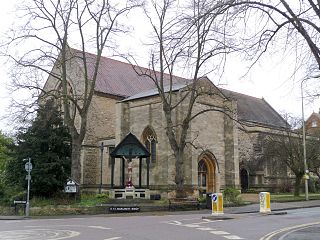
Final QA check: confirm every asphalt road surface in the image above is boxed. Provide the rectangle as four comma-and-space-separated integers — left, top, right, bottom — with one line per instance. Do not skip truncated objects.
1, 207, 320, 240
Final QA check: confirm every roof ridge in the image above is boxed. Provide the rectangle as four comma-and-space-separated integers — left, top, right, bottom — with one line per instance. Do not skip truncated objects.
219, 87, 263, 101
69, 47, 190, 82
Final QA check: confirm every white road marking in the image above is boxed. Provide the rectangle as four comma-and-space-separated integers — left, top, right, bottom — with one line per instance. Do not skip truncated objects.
177, 217, 200, 221
203, 219, 223, 223
192, 221, 214, 225
0, 229, 80, 240
210, 230, 230, 235
165, 220, 182, 225
196, 227, 215, 231
224, 235, 244, 239
25, 225, 89, 228
183, 224, 202, 228
163, 218, 245, 240
104, 237, 122, 240
88, 226, 111, 230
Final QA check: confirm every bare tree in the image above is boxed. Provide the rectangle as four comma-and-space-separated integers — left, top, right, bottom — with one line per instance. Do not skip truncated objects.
262, 116, 320, 196
132, 0, 243, 197
306, 129, 320, 185
2, 0, 140, 183
225, 0, 320, 74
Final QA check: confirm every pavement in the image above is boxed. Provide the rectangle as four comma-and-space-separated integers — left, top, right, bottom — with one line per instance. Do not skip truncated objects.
202, 200, 320, 220
1, 199, 320, 220
225, 200, 320, 214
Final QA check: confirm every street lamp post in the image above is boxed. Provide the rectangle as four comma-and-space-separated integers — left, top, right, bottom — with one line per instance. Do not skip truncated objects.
99, 142, 104, 194
301, 79, 309, 201
23, 157, 32, 217
301, 74, 320, 201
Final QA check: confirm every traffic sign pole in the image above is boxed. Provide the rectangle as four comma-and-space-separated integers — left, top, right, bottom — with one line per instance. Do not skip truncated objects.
24, 157, 32, 218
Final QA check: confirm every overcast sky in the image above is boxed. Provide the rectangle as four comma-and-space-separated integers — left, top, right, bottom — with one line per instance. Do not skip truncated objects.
0, 1, 319, 134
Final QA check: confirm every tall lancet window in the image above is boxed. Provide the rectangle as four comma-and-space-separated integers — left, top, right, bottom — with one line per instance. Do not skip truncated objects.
198, 160, 207, 188
142, 126, 157, 163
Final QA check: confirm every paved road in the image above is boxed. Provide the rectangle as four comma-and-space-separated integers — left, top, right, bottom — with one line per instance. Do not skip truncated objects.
1, 207, 320, 239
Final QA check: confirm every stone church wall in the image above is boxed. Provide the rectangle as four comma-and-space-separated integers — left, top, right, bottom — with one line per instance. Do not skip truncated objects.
238, 125, 290, 191
81, 94, 119, 186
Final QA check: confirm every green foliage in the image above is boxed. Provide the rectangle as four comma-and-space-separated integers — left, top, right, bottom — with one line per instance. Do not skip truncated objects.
0, 132, 15, 202
0, 132, 14, 172
0, 189, 23, 205
78, 193, 109, 206
223, 188, 242, 205
4, 100, 71, 197
197, 195, 206, 203
95, 193, 109, 199
271, 193, 320, 202
245, 189, 259, 194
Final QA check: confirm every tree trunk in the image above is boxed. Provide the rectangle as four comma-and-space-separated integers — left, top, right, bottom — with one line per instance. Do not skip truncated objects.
175, 150, 186, 198
294, 174, 303, 197
71, 138, 82, 183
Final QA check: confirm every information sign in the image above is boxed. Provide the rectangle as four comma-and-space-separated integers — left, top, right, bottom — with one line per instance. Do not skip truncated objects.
25, 162, 32, 172
211, 193, 217, 202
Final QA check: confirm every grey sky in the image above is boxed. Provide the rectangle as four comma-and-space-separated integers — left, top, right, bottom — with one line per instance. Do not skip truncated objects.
0, 1, 319, 133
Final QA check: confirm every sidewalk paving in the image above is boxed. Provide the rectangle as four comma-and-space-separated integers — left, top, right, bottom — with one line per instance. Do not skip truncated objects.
1, 199, 320, 220
225, 200, 320, 214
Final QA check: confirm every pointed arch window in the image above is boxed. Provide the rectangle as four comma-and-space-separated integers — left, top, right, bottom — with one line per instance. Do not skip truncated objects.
198, 160, 207, 187
142, 126, 157, 163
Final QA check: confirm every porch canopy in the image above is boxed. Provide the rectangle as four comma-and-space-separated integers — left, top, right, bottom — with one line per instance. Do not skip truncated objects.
110, 132, 150, 188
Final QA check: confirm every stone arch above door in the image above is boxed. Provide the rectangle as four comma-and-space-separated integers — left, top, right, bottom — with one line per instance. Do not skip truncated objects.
198, 151, 219, 194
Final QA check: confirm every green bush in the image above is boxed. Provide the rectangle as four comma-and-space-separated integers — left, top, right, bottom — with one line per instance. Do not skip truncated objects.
0, 187, 25, 206
245, 188, 259, 194
78, 193, 109, 206
308, 177, 317, 193
223, 188, 242, 205
315, 179, 320, 192
96, 193, 109, 199
197, 195, 206, 203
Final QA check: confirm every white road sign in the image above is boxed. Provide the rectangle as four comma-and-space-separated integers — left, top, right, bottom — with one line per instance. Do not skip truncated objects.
25, 162, 32, 172
211, 194, 217, 202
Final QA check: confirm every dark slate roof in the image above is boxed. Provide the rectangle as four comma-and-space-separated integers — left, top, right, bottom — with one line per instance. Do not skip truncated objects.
71, 48, 188, 98
71, 48, 287, 129
220, 89, 288, 128
122, 82, 190, 102
110, 132, 150, 158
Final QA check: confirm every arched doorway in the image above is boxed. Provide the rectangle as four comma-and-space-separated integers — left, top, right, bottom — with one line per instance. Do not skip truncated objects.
240, 168, 249, 191
198, 152, 217, 194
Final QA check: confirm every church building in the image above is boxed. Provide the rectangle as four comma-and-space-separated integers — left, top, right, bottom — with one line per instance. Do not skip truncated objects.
43, 49, 289, 199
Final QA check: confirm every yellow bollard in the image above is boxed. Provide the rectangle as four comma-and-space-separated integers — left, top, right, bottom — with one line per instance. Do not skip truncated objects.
211, 193, 223, 215
259, 192, 271, 213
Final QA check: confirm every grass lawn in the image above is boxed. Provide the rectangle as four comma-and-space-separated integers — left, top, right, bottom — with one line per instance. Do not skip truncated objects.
271, 193, 320, 202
